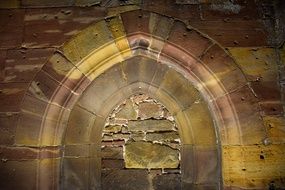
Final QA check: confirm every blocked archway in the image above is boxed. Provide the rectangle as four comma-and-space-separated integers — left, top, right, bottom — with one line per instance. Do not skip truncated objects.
14, 10, 264, 190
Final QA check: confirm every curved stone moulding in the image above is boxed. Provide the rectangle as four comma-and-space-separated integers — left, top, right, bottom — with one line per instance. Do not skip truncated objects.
14, 9, 261, 190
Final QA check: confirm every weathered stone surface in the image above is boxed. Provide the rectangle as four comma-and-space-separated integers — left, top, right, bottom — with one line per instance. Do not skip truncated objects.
121, 10, 150, 35
215, 85, 265, 145
250, 81, 281, 101
0, 113, 18, 145
158, 68, 201, 109
121, 56, 158, 84
116, 99, 137, 120
194, 146, 219, 184
64, 144, 89, 158
128, 119, 174, 132
125, 141, 179, 168
263, 116, 285, 143
101, 146, 123, 159
102, 169, 150, 190
183, 101, 216, 145
65, 105, 96, 144
112, 133, 130, 141
138, 102, 163, 119
0, 0, 20, 8
166, 21, 213, 57
149, 13, 174, 40
103, 125, 122, 133
146, 132, 179, 142
143, 0, 200, 20
153, 174, 181, 190
102, 159, 124, 169
0, 160, 37, 190
259, 101, 284, 116
62, 20, 114, 64
0, 83, 28, 112
200, 0, 259, 20
200, 44, 247, 94
107, 5, 140, 16
0, 9, 24, 48
223, 144, 285, 189
42, 52, 85, 89
189, 20, 268, 47
4, 48, 54, 83
229, 48, 278, 81
130, 132, 145, 141
62, 158, 89, 189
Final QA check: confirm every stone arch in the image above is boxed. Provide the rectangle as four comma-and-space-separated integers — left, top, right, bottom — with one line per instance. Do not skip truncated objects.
14, 9, 265, 190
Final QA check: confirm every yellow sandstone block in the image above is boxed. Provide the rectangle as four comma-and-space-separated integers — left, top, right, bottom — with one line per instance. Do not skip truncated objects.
229, 48, 278, 81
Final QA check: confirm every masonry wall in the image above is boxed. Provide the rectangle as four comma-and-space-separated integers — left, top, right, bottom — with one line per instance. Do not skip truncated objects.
101, 94, 181, 190
0, 0, 284, 189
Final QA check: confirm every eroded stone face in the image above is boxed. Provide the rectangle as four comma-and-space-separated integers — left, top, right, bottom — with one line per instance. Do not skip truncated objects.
128, 119, 174, 132
115, 99, 137, 120
138, 102, 163, 119
125, 141, 179, 168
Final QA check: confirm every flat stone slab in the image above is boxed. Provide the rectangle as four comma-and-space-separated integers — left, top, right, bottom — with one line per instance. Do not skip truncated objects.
128, 119, 174, 132
102, 169, 149, 190
125, 141, 179, 168
146, 131, 179, 142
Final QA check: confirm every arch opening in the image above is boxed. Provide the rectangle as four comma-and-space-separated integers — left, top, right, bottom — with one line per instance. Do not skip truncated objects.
61, 58, 220, 189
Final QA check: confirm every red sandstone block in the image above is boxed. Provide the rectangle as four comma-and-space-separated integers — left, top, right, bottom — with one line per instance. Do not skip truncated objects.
215, 85, 265, 144
161, 41, 199, 70
15, 111, 42, 145
21, 94, 49, 115
0, 9, 24, 26
121, 10, 150, 35
0, 83, 28, 112
102, 159, 124, 169
42, 52, 87, 92
27, 70, 74, 106
0, 50, 6, 81
166, 21, 213, 57
0, 10, 24, 48
189, 20, 268, 47
0, 113, 19, 145
53, 86, 75, 108
250, 81, 281, 101
4, 48, 54, 83
24, 19, 66, 47
260, 101, 284, 116
24, 7, 106, 46
200, 44, 236, 71
27, 70, 60, 101
217, 85, 260, 119
200, 44, 247, 92
0, 160, 38, 190
142, 0, 200, 20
